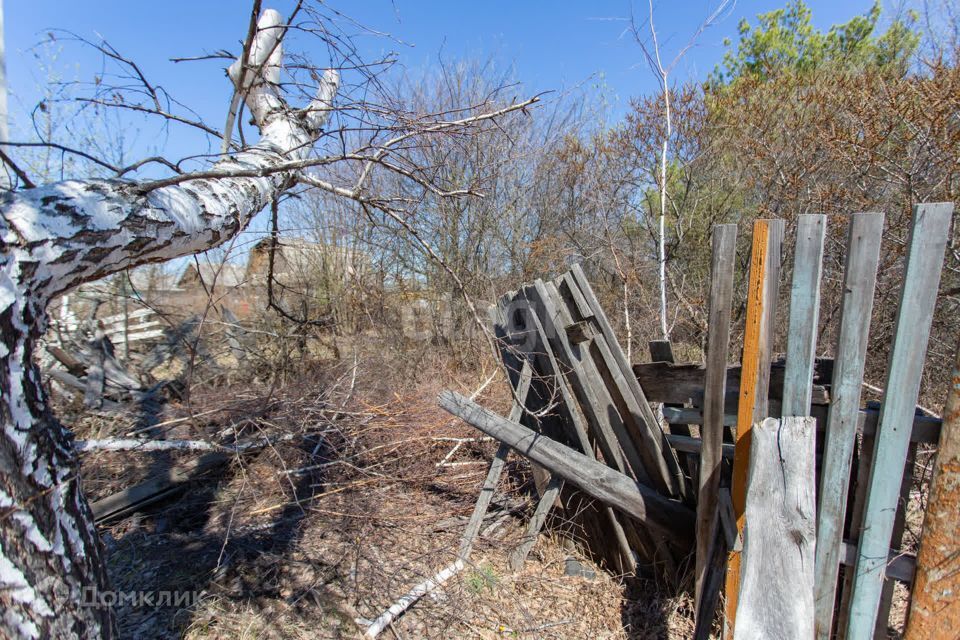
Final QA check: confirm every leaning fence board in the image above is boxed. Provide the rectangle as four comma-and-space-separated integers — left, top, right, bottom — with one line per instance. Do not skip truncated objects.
438, 391, 696, 547
508, 475, 564, 570
905, 336, 960, 639
696, 223, 737, 624
735, 417, 816, 640
540, 277, 653, 486
458, 361, 532, 560
782, 214, 826, 416
493, 292, 638, 572
569, 263, 686, 498
725, 218, 784, 637
846, 202, 953, 638
813, 212, 884, 639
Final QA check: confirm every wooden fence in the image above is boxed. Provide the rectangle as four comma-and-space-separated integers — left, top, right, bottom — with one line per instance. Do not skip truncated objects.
440, 202, 958, 640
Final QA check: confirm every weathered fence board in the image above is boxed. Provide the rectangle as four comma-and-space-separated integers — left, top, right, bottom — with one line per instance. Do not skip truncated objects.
660, 404, 940, 445
458, 361, 532, 560
782, 214, 826, 416
438, 390, 696, 548
725, 218, 784, 637
813, 212, 884, 639
633, 360, 831, 407
569, 263, 686, 499
493, 292, 639, 572
508, 475, 564, 570
735, 416, 817, 640
846, 202, 953, 638
695, 223, 737, 627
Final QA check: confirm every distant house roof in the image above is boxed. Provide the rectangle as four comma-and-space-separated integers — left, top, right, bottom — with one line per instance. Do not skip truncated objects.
123, 266, 179, 293
177, 263, 246, 290
246, 238, 368, 283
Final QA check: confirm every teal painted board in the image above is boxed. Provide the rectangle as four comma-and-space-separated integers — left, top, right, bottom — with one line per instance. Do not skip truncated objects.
846, 202, 954, 639
812, 212, 884, 639
782, 214, 826, 417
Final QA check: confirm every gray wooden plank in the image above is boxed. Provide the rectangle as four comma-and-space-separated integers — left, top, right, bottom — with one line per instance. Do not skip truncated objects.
633, 360, 831, 406
873, 443, 915, 638
846, 202, 953, 638
438, 390, 696, 547
735, 417, 817, 640
569, 263, 686, 499
508, 475, 565, 570
782, 214, 826, 416
494, 290, 639, 572
92, 452, 231, 522
458, 361, 532, 560
527, 280, 643, 483
539, 279, 670, 572
695, 223, 737, 622
813, 212, 884, 640
661, 404, 940, 445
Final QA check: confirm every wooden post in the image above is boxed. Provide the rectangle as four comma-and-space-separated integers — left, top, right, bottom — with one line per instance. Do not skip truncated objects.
904, 337, 960, 639
812, 213, 884, 639
734, 417, 817, 640
846, 203, 953, 638
724, 218, 784, 637
781, 214, 826, 417
695, 223, 737, 623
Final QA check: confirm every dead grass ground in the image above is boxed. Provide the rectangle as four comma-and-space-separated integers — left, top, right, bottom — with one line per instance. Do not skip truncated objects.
65, 356, 697, 639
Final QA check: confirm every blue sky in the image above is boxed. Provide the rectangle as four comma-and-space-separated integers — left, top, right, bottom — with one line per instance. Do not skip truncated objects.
6, 0, 885, 164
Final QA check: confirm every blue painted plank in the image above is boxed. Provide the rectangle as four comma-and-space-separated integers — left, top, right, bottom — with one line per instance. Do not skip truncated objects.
812, 212, 884, 639
846, 202, 954, 639
782, 214, 827, 417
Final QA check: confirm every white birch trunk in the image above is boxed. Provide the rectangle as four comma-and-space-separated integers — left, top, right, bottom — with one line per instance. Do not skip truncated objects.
0, 9, 337, 638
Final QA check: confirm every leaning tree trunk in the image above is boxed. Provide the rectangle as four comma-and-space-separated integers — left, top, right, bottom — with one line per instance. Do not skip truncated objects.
0, 10, 337, 638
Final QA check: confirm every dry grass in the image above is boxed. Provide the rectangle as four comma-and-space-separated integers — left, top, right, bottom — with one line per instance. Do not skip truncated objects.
60, 353, 697, 639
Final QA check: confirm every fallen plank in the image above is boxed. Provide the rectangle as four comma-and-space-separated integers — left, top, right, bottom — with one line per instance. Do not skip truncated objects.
438, 390, 695, 548
91, 452, 230, 522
